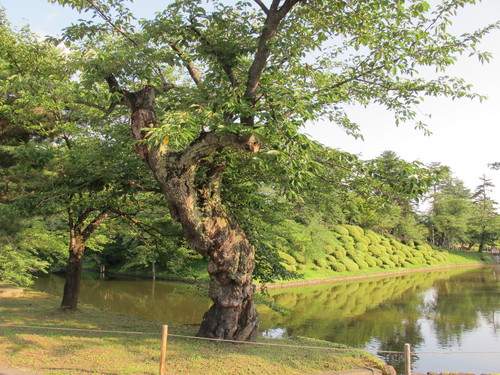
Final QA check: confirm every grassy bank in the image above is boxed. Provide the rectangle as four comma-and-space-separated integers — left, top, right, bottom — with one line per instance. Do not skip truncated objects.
0, 284, 385, 375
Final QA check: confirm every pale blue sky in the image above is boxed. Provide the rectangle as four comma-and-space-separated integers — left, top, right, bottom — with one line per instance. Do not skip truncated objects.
2, 0, 500, 204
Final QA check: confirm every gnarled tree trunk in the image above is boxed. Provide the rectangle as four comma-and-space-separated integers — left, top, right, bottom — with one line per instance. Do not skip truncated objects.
163, 162, 259, 340
101, 1, 300, 340
121, 85, 260, 340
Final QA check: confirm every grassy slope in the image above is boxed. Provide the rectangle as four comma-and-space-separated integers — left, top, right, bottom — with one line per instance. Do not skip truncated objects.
266, 221, 493, 283
0, 284, 385, 375
282, 249, 489, 282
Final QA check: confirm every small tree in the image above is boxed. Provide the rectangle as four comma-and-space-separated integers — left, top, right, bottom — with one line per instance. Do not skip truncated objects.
360, 151, 444, 240
426, 176, 473, 249
468, 175, 500, 252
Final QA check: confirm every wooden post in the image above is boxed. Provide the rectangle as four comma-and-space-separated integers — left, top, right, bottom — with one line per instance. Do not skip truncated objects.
159, 325, 168, 375
404, 343, 412, 375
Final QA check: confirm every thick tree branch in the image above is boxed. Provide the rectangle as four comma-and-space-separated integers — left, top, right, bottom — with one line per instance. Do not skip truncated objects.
75, 208, 94, 233
179, 132, 259, 169
277, 0, 302, 18
68, 207, 74, 233
270, 0, 281, 12
105, 74, 124, 95
243, 0, 303, 126
244, 14, 279, 103
105, 73, 137, 110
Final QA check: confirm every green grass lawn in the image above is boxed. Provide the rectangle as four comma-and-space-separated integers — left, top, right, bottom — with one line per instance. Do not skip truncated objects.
0, 283, 385, 375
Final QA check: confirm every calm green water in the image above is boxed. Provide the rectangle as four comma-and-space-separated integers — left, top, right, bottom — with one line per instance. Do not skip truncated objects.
34, 266, 500, 373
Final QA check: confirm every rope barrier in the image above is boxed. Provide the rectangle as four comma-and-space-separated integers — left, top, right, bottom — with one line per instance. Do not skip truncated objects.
166, 333, 405, 353
1, 324, 500, 355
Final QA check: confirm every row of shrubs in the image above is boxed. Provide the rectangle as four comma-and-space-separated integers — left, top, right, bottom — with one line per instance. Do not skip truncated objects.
277, 223, 449, 274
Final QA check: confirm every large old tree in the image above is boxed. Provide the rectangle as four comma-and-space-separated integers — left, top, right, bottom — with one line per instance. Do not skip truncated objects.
50, 0, 496, 339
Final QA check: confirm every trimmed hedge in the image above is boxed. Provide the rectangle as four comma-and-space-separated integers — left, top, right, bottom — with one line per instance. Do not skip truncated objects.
273, 221, 453, 276
314, 258, 329, 268
331, 261, 347, 272
279, 251, 297, 266
341, 258, 360, 272
293, 252, 307, 264
334, 225, 350, 236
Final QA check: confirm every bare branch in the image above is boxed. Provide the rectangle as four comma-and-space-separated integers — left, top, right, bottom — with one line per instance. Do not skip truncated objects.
245, 0, 303, 105
169, 43, 203, 85
81, 209, 111, 241
253, 0, 269, 15
188, 25, 239, 87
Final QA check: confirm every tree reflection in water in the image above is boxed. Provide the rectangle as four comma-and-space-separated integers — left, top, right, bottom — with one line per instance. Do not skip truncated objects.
258, 266, 500, 373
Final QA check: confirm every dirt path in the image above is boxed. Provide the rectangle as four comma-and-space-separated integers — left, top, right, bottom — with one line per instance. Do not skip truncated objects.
0, 367, 39, 375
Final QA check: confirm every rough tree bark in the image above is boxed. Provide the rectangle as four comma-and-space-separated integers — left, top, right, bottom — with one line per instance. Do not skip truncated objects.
61, 233, 85, 310
162, 142, 260, 340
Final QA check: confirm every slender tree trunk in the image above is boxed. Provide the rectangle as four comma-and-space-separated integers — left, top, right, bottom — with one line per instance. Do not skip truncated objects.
61, 209, 110, 311
61, 233, 85, 310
